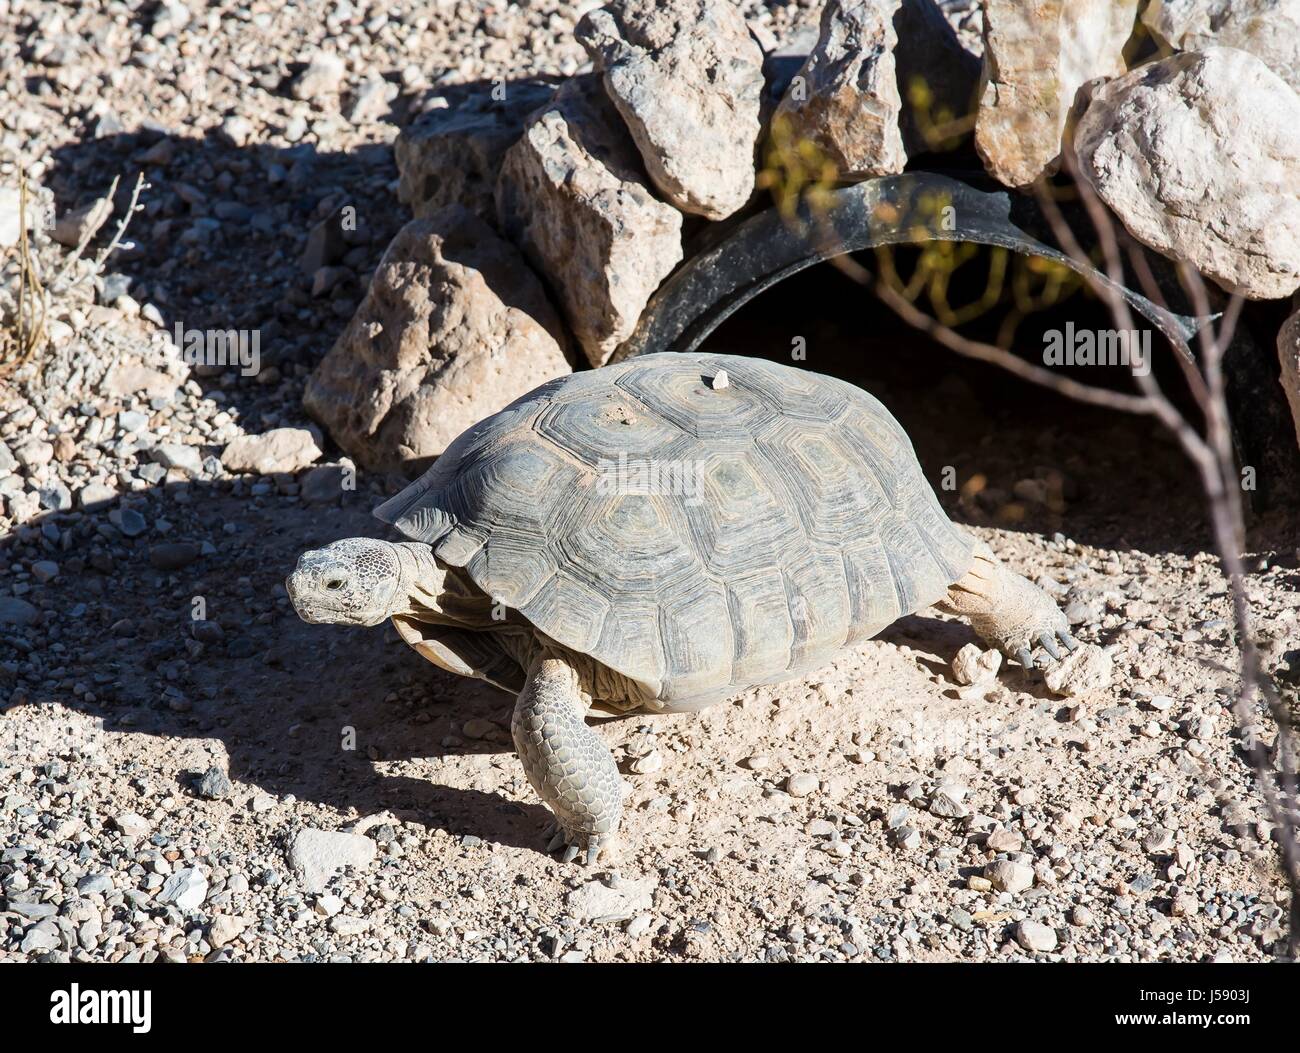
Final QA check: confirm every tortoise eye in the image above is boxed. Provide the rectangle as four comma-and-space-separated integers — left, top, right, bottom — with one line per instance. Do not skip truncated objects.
325, 578, 345, 591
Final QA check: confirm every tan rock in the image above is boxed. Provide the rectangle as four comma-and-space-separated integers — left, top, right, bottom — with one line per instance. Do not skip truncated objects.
773, 0, 907, 179
951, 642, 1002, 685
576, 0, 764, 219
304, 207, 571, 473
1043, 643, 1113, 698
495, 77, 682, 367
1074, 47, 1300, 300
975, 0, 1139, 188
221, 427, 322, 475
207, 914, 248, 948
1143, 0, 1300, 92
394, 79, 559, 225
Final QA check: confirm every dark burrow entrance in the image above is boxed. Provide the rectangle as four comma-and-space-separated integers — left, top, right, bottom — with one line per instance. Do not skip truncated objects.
698, 247, 1281, 558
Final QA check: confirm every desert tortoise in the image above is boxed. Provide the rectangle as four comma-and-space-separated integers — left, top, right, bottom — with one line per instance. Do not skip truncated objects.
288, 352, 1077, 862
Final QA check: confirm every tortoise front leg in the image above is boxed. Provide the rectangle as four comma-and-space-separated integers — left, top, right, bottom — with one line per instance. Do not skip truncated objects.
938, 542, 1079, 670
512, 656, 622, 865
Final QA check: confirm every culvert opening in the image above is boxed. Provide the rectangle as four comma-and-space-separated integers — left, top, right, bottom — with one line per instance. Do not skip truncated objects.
697, 246, 1208, 554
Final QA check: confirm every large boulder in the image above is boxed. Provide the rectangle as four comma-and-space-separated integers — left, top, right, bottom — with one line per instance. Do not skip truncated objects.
303, 207, 572, 473
1074, 47, 1300, 300
975, 0, 1139, 188
394, 79, 559, 225
1143, 0, 1300, 93
772, 0, 907, 179
576, 0, 765, 220
495, 77, 683, 367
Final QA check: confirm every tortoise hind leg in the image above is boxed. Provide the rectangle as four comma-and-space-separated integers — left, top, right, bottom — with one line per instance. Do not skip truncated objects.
512, 656, 622, 864
937, 542, 1079, 669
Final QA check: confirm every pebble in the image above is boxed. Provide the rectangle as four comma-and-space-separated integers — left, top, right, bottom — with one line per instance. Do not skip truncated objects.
207, 914, 248, 948
76, 873, 114, 895
928, 782, 969, 818
157, 867, 209, 911
951, 643, 1001, 685
196, 765, 233, 800
785, 774, 820, 797
150, 443, 204, 477
287, 828, 378, 893
111, 507, 148, 537
149, 542, 201, 571
1142, 827, 1175, 854
984, 859, 1034, 894
113, 811, 151, 838
630, 749, 663, 775
328, 914, 370, 936
986, 829, 1023, 853
461, 718, 497, 739
1014, 919, 1058, 953
78, 482, 118, 510
0, 596, 39, 625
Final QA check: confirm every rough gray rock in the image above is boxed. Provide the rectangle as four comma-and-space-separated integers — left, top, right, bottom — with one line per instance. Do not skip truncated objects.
496, 77, 682, 367
304, 207, 572, 472
287, 828, 378, 893
1143, 0, 1300, 92
975, 0, 1139, 188
149, 442, 204, 477
576, 0, 764, 219
1074, 47, 1300, 300
395, 80, 559, 225
196, 765, 232, 800
773, 0, 907, 179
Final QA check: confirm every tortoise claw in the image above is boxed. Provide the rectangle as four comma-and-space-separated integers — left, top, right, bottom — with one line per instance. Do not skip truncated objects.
1038, 632, 1062, 662
1016, 647, 1035, 671
1059, 630, 1080, 652
544, 820, 610, 865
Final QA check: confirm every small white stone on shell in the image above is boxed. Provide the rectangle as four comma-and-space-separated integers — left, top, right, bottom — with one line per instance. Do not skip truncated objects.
711, 369, 729, 390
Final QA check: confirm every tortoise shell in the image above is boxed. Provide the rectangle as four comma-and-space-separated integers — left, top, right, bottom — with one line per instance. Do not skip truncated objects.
375, 353, 973, 708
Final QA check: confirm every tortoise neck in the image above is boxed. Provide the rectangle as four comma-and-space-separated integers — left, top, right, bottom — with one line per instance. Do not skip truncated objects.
393, 543, 449, 618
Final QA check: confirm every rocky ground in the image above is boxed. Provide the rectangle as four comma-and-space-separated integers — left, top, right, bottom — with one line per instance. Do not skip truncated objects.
1, 0, 1297, 963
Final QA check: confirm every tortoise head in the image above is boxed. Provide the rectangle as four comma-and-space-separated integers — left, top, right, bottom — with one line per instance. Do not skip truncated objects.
287, 537, 406, 627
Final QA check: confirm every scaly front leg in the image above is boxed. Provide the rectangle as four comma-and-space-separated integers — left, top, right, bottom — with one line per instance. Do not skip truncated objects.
938, 541, 1079, 670
512, 656, 622, 865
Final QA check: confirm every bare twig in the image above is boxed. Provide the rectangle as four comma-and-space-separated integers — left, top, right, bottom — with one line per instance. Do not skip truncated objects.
51, 172, 148, 291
